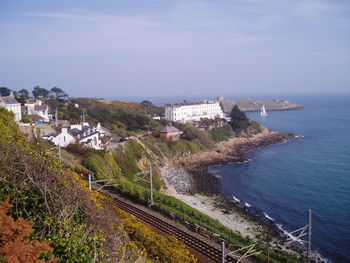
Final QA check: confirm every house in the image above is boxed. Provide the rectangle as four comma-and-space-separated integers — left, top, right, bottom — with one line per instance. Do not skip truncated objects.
0, 94, 22, 122
165, 100, 224, 123
43, 123, 105, 149
22, 100, 49, 122
160, 126, 183, 141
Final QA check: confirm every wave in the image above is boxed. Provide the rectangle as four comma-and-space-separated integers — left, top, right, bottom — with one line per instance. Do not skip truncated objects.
232, 195, 240, 203
276, 224, 332, 262
244, 202, 251, 207
263, 212, 275, 221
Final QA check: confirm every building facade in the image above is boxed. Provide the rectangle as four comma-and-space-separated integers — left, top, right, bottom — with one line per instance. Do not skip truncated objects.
22, 99, 49, 122
165, 100, 224, 123
0, 96, 22, 122
43, 123, 104, 149
160, 125, 183, 141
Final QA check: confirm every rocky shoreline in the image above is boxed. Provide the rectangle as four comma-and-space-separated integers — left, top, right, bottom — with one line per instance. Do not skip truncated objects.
161, 129, 303, 257
178, 128, 295, 194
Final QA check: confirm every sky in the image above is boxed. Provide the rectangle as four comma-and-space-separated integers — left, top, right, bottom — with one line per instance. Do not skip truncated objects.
1, 0, 350, 100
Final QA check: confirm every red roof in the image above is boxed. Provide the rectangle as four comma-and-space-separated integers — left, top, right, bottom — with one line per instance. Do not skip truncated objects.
160, 126, 181, 133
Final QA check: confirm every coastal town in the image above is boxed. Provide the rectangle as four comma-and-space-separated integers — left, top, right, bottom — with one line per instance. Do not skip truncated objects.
0, 86, 309, 263
1, 1, 348, 262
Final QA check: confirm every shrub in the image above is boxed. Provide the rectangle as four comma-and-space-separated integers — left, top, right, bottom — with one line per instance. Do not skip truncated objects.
21, 113, 31, 123
210, 127, 233, 142
251, 121, 262, 133
0, 197, 57, 263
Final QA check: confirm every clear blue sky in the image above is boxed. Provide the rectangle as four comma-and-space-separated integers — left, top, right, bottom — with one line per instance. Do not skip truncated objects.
1, 0, 349, 99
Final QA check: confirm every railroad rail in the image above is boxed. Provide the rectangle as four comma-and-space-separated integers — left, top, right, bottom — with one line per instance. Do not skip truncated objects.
110, 193, 237, 262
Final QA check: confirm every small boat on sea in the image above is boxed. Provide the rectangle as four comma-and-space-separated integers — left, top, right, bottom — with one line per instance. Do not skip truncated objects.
260, 105, 268, 116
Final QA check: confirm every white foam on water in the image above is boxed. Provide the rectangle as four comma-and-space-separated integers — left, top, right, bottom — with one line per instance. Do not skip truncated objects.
263, 212, 275, 221
232, 195, 240, 203
244, 202, 251, 207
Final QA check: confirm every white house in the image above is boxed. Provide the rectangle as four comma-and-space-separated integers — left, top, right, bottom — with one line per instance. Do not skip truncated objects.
165, 100, 224, 123
0, 96, 22, 122
45, 128, 76, 147
43, 123, 105, 149
22, 99, 49, 122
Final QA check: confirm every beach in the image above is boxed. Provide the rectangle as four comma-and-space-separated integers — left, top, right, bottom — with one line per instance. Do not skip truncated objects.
161, 128, 301, 257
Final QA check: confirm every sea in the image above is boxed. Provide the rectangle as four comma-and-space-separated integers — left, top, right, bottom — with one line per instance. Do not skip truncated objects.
119, 93, 350, 262
207, 94, 350, 262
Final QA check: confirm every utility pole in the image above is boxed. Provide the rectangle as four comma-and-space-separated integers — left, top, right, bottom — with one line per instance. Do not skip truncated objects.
307, 210, 312, 263
55, 107, 58, 127
58, 144, 61, 160
149, 163, 153, 207
82, 111, 85, 123
88, 174, 92, 190
221, 241, 226, 263
285, 210, 313, 263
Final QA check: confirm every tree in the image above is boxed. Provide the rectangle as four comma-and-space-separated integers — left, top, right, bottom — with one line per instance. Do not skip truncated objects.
18, 89, 29, 99
32, 86, 50, 99
140, 100, 155, 108
0, 197, 57, 263
229, 105, 249, 132
50, 87, 68, 101
0, 87, 11, 96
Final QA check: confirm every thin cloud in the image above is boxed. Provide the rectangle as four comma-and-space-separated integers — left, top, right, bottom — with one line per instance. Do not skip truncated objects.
20, 12, 164, 28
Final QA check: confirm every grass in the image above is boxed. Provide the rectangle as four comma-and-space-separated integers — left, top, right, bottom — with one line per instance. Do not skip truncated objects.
109, 179, 301, 263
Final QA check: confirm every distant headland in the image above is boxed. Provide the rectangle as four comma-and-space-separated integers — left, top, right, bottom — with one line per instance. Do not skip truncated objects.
217, 96, 304, 112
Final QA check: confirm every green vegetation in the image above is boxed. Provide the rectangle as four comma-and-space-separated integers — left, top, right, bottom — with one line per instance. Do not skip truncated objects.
0, 107, 196, 263
140, 100, 165, 115
251, 120, 263, 133
229, 105, 250, 133
142, 135, 204, 158
111, 180, 300, 263
172, 123, 213, 148
21, 113, 31, 123
210, 127, 233, 142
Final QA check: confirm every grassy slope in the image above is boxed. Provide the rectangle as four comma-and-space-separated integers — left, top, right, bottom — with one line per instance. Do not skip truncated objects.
0, 107, 196, 263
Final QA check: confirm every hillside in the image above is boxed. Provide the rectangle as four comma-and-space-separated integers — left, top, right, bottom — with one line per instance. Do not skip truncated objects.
0, 107, 196, 263
1, 98, 304, 262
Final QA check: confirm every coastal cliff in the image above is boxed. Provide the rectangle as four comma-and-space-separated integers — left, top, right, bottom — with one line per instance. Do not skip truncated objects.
220, 98, 304, 113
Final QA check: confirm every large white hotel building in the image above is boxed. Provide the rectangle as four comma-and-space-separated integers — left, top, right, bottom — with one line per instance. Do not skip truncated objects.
165, 100, 224, 123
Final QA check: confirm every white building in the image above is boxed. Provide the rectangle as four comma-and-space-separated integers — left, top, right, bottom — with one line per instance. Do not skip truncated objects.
22, 99, 49, 122
0, 96, 22, 122
43, 123, 105, 149
165, 100, 224, 123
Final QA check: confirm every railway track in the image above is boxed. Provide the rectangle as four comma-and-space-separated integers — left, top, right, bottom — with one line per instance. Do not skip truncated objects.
111, 194, 237, 263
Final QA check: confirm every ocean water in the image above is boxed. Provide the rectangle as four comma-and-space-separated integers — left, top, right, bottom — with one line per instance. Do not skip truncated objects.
209, 94, 350, 262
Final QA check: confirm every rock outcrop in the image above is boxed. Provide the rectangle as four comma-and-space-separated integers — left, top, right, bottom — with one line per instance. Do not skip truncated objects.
219, 98, 303, 113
